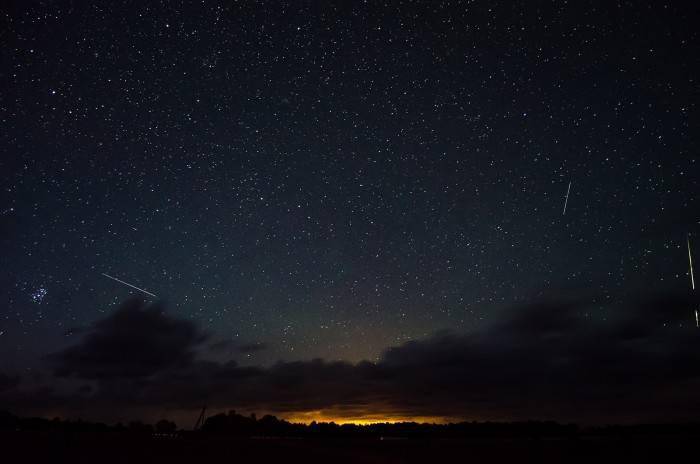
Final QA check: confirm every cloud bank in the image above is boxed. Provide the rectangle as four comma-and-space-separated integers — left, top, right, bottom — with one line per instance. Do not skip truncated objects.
2, 295, 700, 424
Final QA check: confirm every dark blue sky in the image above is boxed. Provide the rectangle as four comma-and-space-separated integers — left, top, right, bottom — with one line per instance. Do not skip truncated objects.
1, 0, 697, 377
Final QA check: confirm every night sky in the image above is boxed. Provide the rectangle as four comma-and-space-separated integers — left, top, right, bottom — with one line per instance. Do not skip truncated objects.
1, 1, 699, 424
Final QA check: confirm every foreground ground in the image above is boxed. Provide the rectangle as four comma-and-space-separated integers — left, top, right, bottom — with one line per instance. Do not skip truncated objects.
2, 432, 697, 463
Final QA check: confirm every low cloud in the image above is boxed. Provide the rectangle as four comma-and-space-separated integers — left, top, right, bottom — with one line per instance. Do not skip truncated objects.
3, 293, 700, 423
47, 298, 207, 379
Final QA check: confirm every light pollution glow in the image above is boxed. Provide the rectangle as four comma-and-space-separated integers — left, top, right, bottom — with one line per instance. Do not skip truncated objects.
279, 410, 457, 425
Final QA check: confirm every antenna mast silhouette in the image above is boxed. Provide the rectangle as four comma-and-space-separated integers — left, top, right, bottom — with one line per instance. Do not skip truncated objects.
193, 405, 207, 430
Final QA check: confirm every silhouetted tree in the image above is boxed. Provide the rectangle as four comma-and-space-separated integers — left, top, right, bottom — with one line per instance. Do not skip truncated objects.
127, 421, 153, 435
155, 419, 177, 434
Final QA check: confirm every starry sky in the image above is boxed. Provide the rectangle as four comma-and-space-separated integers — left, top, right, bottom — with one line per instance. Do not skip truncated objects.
1, 1, 699, 423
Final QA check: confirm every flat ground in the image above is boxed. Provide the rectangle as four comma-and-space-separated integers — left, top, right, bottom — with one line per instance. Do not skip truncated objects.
2, 432, 696, 463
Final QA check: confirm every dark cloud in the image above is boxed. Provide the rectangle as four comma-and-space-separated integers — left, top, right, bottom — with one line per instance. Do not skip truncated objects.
63, 326, 90, 337
47, 298, 207, 379
5, 294, 700, 423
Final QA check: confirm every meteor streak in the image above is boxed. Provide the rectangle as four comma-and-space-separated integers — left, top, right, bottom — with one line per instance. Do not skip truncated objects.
688, 235, 695, 290
562, 181, 571, 215
101, 273, 157, 298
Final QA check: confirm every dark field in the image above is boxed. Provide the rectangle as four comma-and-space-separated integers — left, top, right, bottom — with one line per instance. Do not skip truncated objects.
2, 431, 697, 463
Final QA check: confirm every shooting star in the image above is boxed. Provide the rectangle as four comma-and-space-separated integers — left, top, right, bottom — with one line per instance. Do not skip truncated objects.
562, 181, 572, 215
696, 309, 699, 328
688, 234, 695, 290
101, 273, 157, 298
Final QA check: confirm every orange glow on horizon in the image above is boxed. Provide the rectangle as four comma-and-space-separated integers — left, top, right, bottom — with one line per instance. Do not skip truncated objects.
279, 410, 456, 425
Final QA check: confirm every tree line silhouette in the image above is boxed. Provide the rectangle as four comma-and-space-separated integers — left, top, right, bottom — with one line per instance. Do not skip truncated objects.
3, 409, 700, 440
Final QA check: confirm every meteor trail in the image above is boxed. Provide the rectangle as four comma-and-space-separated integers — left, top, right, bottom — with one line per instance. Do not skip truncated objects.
101, 273, 157, 298
688, 235, 695, 290
562, 181, 571, 215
